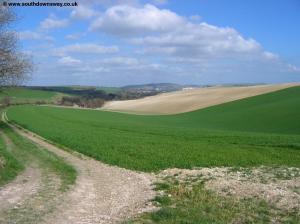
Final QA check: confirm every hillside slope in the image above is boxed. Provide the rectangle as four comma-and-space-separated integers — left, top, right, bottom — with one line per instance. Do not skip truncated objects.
177, 86, 300, 134
6, 86, 300, 171
0, 87, 62, 104
103, 83, 298, 114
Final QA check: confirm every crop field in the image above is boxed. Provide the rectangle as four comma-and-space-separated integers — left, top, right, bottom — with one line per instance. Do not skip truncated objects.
0, 87, 63, 104
96, 86, 122, 94
6, 86, 300, 172
103, 83, 297, 114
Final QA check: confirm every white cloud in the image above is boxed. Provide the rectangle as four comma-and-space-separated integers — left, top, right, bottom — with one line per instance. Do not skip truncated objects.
70, 5, 97, 20
27, 4, 300, 86
19, 31, 54, 41
65, 34, 80, 40
53, 43, 119, 56
80, 0, 139, 7
40, 15, 69, 30
90, 4, 185, 35
58, 56, 82, 66
54, 56, 164, 78
64, 33, 86, 40
100, 57, 164, 71
90, 4, 275, 63
263, 51, 279, 60
133, 22, 263, 58
287, 64, 300, 73
102, 57, 139, 66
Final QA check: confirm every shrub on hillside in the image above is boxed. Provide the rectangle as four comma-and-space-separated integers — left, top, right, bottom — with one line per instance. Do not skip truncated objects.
59, 96, 105, 108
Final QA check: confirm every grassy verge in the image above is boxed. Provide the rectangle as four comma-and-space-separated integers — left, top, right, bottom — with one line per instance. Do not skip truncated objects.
0, 133, 24, 186
128, 175, 299, 224
1, 122, 76, 191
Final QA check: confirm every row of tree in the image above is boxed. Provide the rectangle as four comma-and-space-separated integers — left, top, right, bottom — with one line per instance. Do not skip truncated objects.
59, 96, 105, 108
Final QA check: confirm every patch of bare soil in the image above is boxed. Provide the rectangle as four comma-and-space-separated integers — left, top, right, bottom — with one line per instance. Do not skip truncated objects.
0, 132, 42, 213
9, 123, 156, 224
0, 173, 62, 224
0, 167, 41, 212
103, 83, 299, 114
159, 167, 300, 212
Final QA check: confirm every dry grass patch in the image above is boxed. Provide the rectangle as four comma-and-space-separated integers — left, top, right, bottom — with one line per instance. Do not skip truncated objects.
160, 166, 300, 214
128, 167, 300, 223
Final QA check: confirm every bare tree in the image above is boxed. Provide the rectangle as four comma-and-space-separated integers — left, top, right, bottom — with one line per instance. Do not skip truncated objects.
0, 3, 32, 86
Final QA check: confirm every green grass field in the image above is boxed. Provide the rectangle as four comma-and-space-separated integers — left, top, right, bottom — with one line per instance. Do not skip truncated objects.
96, 86, 122, 94
6, 86, 300, 172
0, 87, 62, 104
0, 130, 24, 186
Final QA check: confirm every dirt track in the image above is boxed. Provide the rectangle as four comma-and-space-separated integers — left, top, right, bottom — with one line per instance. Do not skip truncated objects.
2, 115, 156, 224
0, 132, 41, 214
0, 129, 63, 224
103, 83, 299, 114
0, 166, 41, 213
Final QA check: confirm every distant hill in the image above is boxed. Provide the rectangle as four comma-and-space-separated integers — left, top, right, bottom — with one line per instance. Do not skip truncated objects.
122, 83, 198, 92
28, 83, 198, 101
11, 83, 272, 104
28, 83, 269, 95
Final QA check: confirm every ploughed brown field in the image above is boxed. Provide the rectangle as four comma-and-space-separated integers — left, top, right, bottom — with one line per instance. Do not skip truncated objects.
102, 83, 298, 114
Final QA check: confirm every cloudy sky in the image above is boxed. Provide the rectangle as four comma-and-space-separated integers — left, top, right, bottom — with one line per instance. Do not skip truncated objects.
12, 0, 300, 86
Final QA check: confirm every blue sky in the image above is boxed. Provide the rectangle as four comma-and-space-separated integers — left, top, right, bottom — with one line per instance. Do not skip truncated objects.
11, 0, 300, 86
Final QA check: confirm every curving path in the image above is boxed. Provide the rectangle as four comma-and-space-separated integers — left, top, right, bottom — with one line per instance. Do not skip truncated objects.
0, 128, 62, 224
3, 113, 156, 224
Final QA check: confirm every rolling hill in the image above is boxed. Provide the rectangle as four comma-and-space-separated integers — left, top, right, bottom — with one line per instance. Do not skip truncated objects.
103, 83, 298, 114
6, 86, 300, 171
0, 87, 64, 104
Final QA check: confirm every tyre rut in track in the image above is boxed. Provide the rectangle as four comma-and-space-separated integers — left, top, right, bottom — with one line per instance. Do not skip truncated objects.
5, 116, 156, 224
